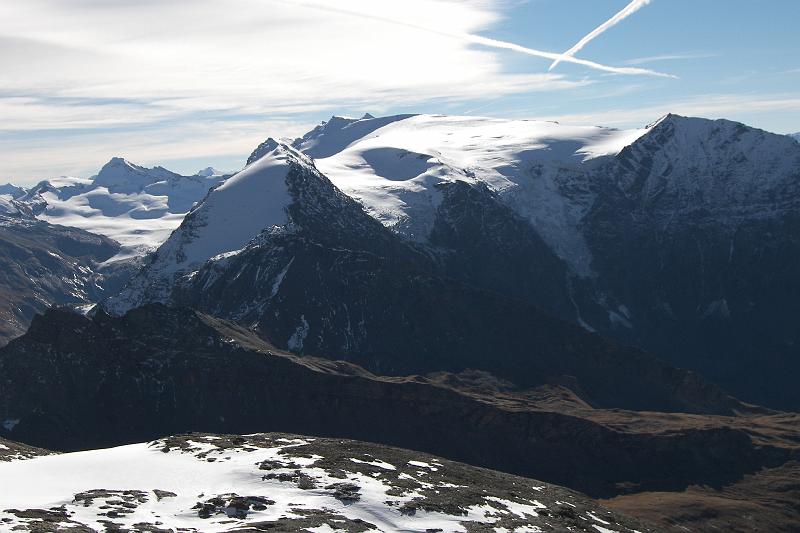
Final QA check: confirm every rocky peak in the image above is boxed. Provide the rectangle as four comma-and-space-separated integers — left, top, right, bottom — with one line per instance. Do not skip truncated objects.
612, 114, 800, 212
93, 157, 182, 192
246, 137, 282, 165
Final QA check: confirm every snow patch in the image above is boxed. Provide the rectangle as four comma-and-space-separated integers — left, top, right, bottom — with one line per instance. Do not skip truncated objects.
287, 315, 310, 352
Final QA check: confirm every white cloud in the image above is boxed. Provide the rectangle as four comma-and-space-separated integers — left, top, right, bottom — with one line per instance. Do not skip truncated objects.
0, 0, 578, 116
0, 117, 311, 182
533, 93, 800, 132
4, 0, 672, 181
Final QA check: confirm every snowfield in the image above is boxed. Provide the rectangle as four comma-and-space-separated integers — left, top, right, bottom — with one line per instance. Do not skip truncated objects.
10, 158, 227, 259
304, 114, 647, 274
0, 433, 649, 533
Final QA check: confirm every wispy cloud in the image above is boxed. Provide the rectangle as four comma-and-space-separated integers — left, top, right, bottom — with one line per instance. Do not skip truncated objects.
0, 0, 679, 182
625, 53, 717, 65
534, 93, 800, 131
549, 0, 652, 72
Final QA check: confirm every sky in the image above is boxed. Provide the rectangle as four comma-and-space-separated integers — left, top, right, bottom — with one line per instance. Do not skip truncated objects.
1, 0, 798, 184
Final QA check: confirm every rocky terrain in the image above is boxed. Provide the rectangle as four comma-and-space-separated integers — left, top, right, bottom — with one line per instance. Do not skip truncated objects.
0, 213, 123, 345
0, 437, 51, 462
0, 433, 657, 533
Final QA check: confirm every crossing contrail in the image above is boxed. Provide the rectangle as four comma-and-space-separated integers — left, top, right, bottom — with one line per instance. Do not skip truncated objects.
549, 0, 653, 72
276, 0, 672, 77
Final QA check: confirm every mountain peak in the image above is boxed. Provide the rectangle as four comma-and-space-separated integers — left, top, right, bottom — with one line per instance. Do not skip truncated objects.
646, 113, 683, 129
93, 158, 181, 191
246, 138, 311, 168
196, 167, 222, 178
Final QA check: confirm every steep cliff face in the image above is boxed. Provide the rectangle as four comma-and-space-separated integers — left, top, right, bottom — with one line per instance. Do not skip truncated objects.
582, 115, 800, 407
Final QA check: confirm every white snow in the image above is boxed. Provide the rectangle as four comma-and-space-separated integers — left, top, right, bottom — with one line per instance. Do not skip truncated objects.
588, 510, 612, 524
142, 144, 294, 273
593, 526, 621, 533
105, 143, 300, 313
0, 436, 622, 533
407, 460, 438, 470
486, 496, 546, 517
308, 114, 648, 275
287, 314, 310, 352
0, 196, 20, 216
13, 158, 226, 259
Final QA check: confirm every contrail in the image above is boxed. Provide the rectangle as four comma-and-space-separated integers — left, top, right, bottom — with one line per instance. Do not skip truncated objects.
273, 0, 672, 78
549, 0, 652, 72
466, 33, 672, 78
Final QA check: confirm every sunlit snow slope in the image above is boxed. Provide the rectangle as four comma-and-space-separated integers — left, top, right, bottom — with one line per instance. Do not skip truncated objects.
298, 114, 647, 275
0, 433, 651, 533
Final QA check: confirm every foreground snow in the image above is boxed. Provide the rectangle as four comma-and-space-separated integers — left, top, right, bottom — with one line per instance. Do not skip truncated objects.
0, 433, 649, 533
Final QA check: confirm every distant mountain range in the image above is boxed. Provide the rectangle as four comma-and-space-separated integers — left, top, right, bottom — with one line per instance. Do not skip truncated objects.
3, 159, 228, 258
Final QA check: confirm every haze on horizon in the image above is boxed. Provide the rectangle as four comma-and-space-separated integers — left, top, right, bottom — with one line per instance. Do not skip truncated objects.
0, 0, 798, 183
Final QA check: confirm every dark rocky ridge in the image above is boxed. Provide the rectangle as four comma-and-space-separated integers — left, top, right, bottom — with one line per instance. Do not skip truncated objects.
0, 215, 124, 346
0, 304, 795, 500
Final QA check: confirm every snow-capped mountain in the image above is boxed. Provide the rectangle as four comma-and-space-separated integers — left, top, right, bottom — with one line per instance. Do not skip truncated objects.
0, 159, 230, 344
789, 132, 799, 141
8, 158, 227, 259
103, 112, 800, 409
290, 113, 800, 408
0, 433, 654, 533
195, 166, 227, 178
106, 142, 313, 311
302, 114, 646, 275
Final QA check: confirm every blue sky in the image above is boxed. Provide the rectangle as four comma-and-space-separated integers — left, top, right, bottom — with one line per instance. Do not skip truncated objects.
1, 0, 798, 183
